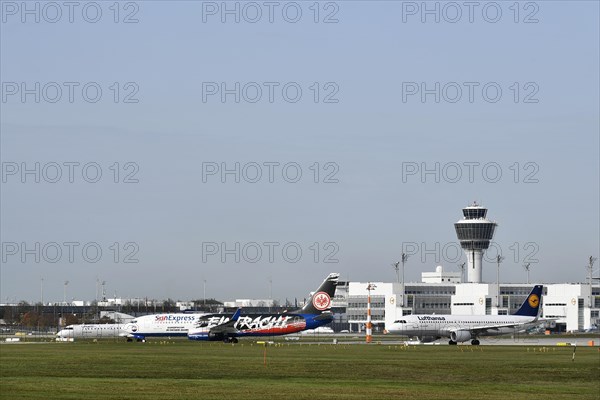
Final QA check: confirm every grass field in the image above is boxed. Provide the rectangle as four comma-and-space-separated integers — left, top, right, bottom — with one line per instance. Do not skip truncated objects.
1, 341, 598, 400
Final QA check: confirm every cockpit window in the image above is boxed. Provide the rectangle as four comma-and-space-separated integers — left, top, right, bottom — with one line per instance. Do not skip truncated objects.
393, 320, 407, 324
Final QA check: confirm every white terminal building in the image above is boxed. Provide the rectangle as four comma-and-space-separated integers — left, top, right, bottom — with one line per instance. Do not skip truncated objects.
341, 269, 599, 333
338, 203, 599, 333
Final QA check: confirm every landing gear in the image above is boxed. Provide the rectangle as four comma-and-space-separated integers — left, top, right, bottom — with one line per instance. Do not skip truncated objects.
127, 338, 133, 342
471, 339, 480, 345
223, 337, 239, 344
448, 340, 457, 345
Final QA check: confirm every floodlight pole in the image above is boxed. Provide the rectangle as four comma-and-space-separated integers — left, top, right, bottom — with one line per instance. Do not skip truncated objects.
63, 280, 69, 305
392, 262, 400, 284
587, 256, 597, 308
269, 277, 273, 313
458, 262, 466, 283
496, 255, 504, 308
401, 253, 409, 307
524, 263, 531, 285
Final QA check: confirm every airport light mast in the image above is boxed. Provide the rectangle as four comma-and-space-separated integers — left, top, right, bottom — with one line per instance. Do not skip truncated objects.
392, 261, 400, 283
496, 255, 504, 308
366, 283, 376, 343
400, 253, 408, 307
392, 253, 409, 307
586, 256, 597, 308
63, 280, 69, 305
457, 262, 466, 283
523, 263, 532, 284
269, 277, 273, 313
454, 202, 498, 283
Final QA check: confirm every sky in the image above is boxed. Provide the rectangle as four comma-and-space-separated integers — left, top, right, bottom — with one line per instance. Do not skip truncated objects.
1, 1, 598, 304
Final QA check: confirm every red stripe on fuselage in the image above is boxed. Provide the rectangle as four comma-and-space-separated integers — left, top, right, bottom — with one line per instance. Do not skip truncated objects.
239, 321, 306, 335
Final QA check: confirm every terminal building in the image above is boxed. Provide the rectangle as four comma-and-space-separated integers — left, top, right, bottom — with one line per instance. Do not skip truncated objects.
336, 203, 599, 333
340, 274, 599, 333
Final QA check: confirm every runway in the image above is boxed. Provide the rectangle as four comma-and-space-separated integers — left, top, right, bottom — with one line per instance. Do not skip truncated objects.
296, 333, 600, 347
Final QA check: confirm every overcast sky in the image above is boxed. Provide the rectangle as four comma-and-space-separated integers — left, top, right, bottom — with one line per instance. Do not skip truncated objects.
1, 1, 598, 304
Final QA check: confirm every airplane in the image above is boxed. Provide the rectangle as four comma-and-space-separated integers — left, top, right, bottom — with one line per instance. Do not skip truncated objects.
122, 313, 206, 341
385, 285, 544, 345
187, 272, 340, 343
56, 323, 127, 339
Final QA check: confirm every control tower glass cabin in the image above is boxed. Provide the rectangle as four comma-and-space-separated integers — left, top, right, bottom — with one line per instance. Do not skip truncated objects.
454, 202, 497, 283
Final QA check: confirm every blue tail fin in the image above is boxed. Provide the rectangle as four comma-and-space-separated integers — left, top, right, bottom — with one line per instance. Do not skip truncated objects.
513, 285, 543, 317
231, 308, 241, 321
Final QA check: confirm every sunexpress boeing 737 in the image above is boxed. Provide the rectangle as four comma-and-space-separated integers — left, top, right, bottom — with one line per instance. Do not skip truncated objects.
385, 285, 543, 345
187, 272, 340, 343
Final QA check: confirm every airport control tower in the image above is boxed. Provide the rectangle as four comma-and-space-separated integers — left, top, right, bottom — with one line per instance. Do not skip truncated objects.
454, 202, 498, 283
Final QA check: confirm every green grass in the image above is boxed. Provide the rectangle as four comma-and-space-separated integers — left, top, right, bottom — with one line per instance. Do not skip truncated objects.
1, 341, 598, 399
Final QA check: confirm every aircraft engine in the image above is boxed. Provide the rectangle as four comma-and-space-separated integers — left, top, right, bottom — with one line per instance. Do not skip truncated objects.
450, 330, 472, 343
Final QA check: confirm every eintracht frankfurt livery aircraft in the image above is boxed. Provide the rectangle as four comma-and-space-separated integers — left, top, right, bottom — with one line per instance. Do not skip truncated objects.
187, 272, 340, 343
385, 285, 544, 345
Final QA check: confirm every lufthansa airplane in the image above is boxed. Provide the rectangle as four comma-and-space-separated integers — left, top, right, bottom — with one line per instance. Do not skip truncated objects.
187, 272, 340, 342
385, 285, 543, 345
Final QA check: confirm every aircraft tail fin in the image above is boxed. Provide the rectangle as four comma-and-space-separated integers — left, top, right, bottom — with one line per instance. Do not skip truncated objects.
513, 285, 543, 317
231, 308, 241, 321
299, 273, 339, 315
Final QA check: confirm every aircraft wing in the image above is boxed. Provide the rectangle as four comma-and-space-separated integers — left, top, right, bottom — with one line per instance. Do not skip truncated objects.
209, 324, 240, 336
469, 322, 533, 334
208, 308, 241, 336
472, 323, 517, 331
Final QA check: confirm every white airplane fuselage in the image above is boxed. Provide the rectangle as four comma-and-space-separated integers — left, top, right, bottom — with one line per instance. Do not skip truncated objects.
386, 314, 537, 343
387, 285, 544, 344
123, 313, 205, 339
57, 324, 126, 338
